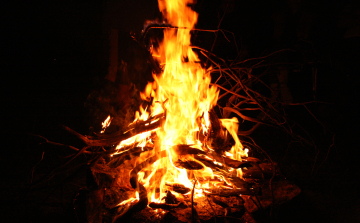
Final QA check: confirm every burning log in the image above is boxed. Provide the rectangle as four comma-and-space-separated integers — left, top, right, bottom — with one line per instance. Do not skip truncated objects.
173, 144, 206, 156
165, 183, 191, 194
195, 153, 260, 169
163, 190, 178, 204
148, 201, 183, 210
108, 146, 154, 168
205, 186, 260, 197
63, 113, 165, 147
174, 160, 203, 170
46, 0, 310, 221
129, 150, 168, 189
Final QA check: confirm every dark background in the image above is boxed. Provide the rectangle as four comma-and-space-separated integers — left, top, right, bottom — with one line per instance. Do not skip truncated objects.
1, 0, 360, 222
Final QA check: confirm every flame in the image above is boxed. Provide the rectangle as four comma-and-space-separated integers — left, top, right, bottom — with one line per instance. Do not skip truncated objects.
220, 117, 248, 160
118, 191, 139, 206
140, 0, 220, 202
100, 115, 112, 133
113, 0, 248, 205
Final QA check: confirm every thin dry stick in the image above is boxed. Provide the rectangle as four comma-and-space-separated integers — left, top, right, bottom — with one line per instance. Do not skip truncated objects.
234, 99, 255, 108
313, 134, 336, 177
207, 52, 274, 117
243, 70, 276, 94
234, 49, 294, 65
304, 104, 334, 134
211, 83, 248, 100
222, 106, 271, 125
29, 133, 93, 154
200, 48, 283, 126
143, 25, 238, 54
30, 151, 45, 184
30, 145, 90, 189
217, 83, 240, 100
206, 3, 228, 66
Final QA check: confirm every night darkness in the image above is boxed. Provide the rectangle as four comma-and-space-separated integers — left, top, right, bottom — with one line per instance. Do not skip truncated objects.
2, 0, 360, 222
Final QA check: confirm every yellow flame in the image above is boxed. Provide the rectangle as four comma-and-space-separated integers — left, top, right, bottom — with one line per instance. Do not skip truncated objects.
118, 191, 139, 206
220, 117, 248, 160
112, 0, 248, 203
100, 115, 112, 133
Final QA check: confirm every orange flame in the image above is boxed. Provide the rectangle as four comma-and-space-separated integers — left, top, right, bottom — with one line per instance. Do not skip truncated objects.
113, 0, 248, 204
100, 115, 112, 133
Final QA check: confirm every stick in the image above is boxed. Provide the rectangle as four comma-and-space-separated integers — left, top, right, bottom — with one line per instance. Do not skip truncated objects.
29, 133, 93, 154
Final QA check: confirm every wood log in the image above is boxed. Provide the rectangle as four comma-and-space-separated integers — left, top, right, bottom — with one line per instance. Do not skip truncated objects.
205, 187, 257, 197
165, 183, 191, 194
173, 144, 206, 156
194, 154, 260, 171
163, 190, 178, 204
149, 202, 183, 210
108, 146, 153, 168
129, 150, 168, 189
63, 113, 165, 147
174, 160, 203, 170
208, 154, 261, 169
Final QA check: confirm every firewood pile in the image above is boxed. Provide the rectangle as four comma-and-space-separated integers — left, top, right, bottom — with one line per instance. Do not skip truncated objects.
28, 0, 335, 222
60, 111, 300, 223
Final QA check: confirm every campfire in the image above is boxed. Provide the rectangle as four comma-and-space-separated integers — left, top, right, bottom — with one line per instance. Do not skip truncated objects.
115, 0, 249, 204
49, 0, 302, 221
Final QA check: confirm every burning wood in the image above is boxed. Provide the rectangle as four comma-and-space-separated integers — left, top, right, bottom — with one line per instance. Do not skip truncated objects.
26, 0, 309, 222
79, 0, 302, 221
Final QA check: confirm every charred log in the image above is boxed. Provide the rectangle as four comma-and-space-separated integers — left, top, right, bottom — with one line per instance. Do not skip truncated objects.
174, 160, 203, 170
163, 190, 178, 204
165, 183, 191, 194
148, 202, 183, 210
173, 144, 206, 156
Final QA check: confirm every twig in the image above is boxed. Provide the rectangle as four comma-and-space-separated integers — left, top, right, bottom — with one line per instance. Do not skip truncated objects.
29, 133, 93, 154
30, 151, 45, 184
30, 145, 90, 189
304, 104, 334, 134
234, 49, 294, 65
237, 123, 261, 136
222, 107, 271, 125
313, 134, 336, 176
206, 3, 228, 66
217, 83, 239, 100
211, 83, 248, 100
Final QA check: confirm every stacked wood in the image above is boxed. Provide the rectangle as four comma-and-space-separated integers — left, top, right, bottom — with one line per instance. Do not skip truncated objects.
60, 109, 300, 222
